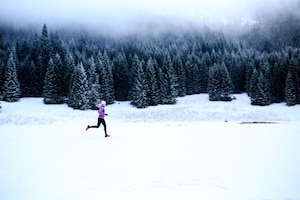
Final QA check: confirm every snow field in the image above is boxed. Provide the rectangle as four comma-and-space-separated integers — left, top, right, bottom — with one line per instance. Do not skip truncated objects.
1, 94, 300, 200
1, 122, 300, 200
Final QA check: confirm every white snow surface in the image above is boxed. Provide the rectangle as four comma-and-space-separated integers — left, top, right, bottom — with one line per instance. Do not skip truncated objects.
1, 93, 300, 200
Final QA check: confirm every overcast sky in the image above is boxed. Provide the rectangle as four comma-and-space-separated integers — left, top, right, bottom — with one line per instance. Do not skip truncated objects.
0, 0, 298, 31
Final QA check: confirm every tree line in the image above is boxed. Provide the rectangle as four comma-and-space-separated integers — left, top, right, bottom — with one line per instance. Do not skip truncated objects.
0, 23, 299, 109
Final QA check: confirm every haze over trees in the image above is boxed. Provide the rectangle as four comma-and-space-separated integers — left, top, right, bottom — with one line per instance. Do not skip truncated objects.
0, 6, 299, 109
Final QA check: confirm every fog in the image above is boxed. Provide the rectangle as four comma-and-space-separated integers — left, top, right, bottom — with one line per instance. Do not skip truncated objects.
0, 0, 299, 32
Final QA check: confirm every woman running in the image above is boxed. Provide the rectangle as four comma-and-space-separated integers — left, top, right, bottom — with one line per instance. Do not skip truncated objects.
86, 100, 111, 137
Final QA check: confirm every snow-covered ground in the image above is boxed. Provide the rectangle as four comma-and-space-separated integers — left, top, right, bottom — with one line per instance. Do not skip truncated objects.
1, 93, 300, 200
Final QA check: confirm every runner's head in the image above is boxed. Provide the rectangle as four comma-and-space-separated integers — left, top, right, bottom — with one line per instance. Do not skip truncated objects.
100, 100, 106, 106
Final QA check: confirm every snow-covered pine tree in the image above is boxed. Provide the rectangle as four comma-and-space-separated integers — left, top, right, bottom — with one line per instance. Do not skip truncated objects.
67, 60, 76, 108
65, 52, 75, 97
53, 53, 63, 97
184, 60, 193, 95
251, 71, 272, 106
245, 51, 257, 95
27, 60, 39, 96
226, 50, 246, 93
98, 51, 115, 104
156, 66, 165, 104
268, 54, 286, 103
173, 55, 186, 97
208, 64, 222, 101
274, 60, 287, 102
160, 53, 177, 104
30, 33, 40, 65
145, 58, 160, 106
112, 53, 130, 101
40, 24, 50, 66
86, 56, 100, 110
43, 58, 62, 104
219, 62, 234, 101
18, 55, 31, 96
0, 62, 4, 98
37, 24, 51, 96
68, 63, 89, 110
49, 32, 66, 61
296, 54, 300, 104
208, 63, 233, 101
192, 61, 201, 94
198, 58, 209, 93
28, 34, 41, 97
288, 50, 300, 104
131, 60, 148, 108
189, 54, 202, 94
249, 68, 259, 102
2, 51, 21, 102
285, 71, 297, 106
128, 54, 140, 101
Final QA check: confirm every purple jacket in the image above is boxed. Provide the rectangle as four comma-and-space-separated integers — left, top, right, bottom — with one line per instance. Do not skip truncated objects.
98, 104, 105, 119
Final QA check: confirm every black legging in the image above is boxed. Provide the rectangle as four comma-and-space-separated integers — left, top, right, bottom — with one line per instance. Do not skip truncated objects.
90, 118, 107, 134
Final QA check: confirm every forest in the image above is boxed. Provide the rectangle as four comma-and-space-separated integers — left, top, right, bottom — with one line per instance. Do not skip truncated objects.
0, 10, 300, 109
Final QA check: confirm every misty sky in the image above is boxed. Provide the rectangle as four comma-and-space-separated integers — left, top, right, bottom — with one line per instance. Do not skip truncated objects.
0, 0, 297, 30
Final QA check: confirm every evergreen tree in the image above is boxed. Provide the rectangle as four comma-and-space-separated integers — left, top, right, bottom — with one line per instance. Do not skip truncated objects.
18, 56, 31, 96
49, 32, 66, 61
2, 51, 21, 102
251, 71, 272, 106
36, 24, 51, 96
86, 56, 100, 110
29, 60, 40, 96
128, 54, 141, 100
297, 54, 300, 104
30, 38, 43, 96
64, 52, 75, 97
160, 53, 177, 104
188, 54, 201, 94
156, 66, 165, 104
145, 58, 160, 106
227, 51, 246, 93
40, 24, 51, 68
43, 58, 62, 104
184, 60, 193, 95
173, 55, 186, 97
208, 63, 233, 101
131, 60, 148, 108
249, 68, 259, 102
245, 51, 257, 95
208, 64, 222, 101
0, 32, 5, 66
98, 51, 115, 104
0, 61, 5, 98
113, 52, 130, 101
269, 59, 287, 103
68, 63, 89, 110
53, 53, 63, 97
30, 33, 40, 65
198, 58, 209, 93
16, 40, 27, 63
289, 50, 300, 103
285, 71, 297, 106
219, 62, 234, 101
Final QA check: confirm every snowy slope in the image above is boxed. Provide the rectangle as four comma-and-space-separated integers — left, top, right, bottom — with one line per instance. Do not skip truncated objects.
1, 94, 300, 200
